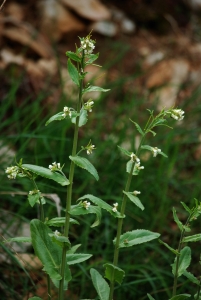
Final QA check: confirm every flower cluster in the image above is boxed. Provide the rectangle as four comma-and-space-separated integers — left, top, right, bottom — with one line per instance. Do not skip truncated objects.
29, 189, 40, 195
62, 106, 73, 118
133, 190, 141, 196
170, 109, 185, 121
84, 140, 96, 155
5, 166, 19, 179
112, 203, 118, 212
84, 100, 94, 112
130, 153, 144, 171
54, 230, 61, 237
151, 147, 161, 157
80, 36, 95, 54
82, 201, 91, 210
49, 162, 61, 172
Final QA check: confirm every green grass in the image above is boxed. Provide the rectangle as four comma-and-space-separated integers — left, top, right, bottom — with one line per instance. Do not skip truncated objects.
1, 42, 201, 299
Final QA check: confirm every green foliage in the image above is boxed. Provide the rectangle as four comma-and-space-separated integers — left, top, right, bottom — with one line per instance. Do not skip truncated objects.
90, 268, 110, 300
71, 108, 88, 127
172, 246, 191, 277
104, 263, 125, 284
45, 112, 65, 126
69, 156, 99, 181
45, 217, 79, 227
123, 191, 144, 210
5, 236, 32, 243
114, 230, 160, 248
67, 58, 80, 86
169, 295, 191, 300
69, 203, 101, 227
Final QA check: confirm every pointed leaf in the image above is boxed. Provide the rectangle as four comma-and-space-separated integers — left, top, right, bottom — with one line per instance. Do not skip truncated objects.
123, 191, 144, 211
66, 51, 81, 62
90, 268, 110, 300
45, 217, 79, 227
159, 239, 180, 255
69, 156, 99, 181
169, 295, 191, 300
71, 108, 88, 127
28, 193, 40, 207
115, 230, 160, 248
67, 244, 81, 254
183, 234, 201, 243
85, 53, 99, 64
6, 237, 32, 243
172, 246, 191, 277
82, 85, 110, 95
104, 263, 125, 284
180, 202, 191, 214
130, 120, 144, 136
147, 294, 156, 300
45, 112, 65, 126
183, 270, 200, 285
78, 194, 123, 218
173, 207, 183, 231
126, 160, 138, 175
70, 204, 101, 227
22, 164, 69, 186
117, 146, 131, 157
67, 58, 80, 86
66, 253, 92, 265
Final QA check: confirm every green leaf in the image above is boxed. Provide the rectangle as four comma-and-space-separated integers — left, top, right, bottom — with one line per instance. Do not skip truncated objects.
70, 204, 101, 227
66, 51, 81, 62
183, 270, 200, 285
28, 297, 43, 300
123, 191, 144, 211
67, 244, 81, 254
115, 230, 160, 248
28, 193, 40, 207
45, 217, 79, 227
78, 194, 123, 218
117, 146, 131, 157
71, 108, 88, 127
49, 233, 71, 248
82, 85, 110, 95
130, 120, 144, 136
67, 58, 80, 86
30, 219, 72, 289
90, 268, 110, 300
104, 263, 125, 284
181, 202, 192, 214
85, 53, 99, 64
22, 164, 69, 186
173, 207, 183, 231
169, 295, 191, 300
183, 234, 201, 243
141, 145, 168, 158
159, 239, 180, 255
45, 112, 65, 126
126, 160, 138, 175
69, 156, 99, 181
66, 253, 92, 265
172, 246, 191, 277
6, 237, 32, 243
147, 294, 156, 300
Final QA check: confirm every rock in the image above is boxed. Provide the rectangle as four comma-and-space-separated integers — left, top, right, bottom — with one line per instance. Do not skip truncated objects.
89, 20, 118, 37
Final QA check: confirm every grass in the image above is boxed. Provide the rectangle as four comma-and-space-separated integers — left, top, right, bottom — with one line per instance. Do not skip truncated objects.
1, 41, 201, 299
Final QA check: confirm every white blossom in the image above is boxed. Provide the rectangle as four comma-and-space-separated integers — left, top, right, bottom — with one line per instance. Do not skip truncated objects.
171, 109, 185, 121
82, 201, 91, 210
81, 38, 95, 54
133, 190, 141, 196
29, 189, 40, 195
5, 166, 19, 179
112, 202, 118, 212
49, 162, 61, 172
130, 153, 140, 163
62, 106, 72, 118
135, 163, 144, 170
151, 147, 162, 157
84, 100, 94, 112
54, 230, 60, 237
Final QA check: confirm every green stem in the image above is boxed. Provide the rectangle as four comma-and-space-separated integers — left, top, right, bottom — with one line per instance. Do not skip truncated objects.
58, 52, 84, 300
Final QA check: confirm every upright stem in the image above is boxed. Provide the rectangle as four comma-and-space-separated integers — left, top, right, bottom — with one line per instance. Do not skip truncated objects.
58, 53, 84, 300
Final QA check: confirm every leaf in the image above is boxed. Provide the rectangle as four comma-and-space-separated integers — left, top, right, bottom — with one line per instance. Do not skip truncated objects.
169, 295, 191, 300
115, 230, 160, 248
67, 244, 81, 254
67, 58, 80, 86
126, 160, 139, 175
71, 108, 88, 127
28, 193, 40, 207
104, 263, 125, 284
158, 239, 180, 255
45, 217, 79, 227
147, 294, 156, 300
141, 145, 168, 158
172, 246, 191, 277
180, 202, 191, 214
173, 207, 183, 231
66, 253, 92, 265
49, 234, 71, 248
70, 204, 101, 228
78, 194, 123, 218
130, 120, 144, 136
85, 53, 99, 64
117, 146, 131, 157
22, 164, 69, 186
6, 237, 32, 243
45, 112, 65, 126
30, 219, 72, 289
183, 234, 201, 243
82, 85, 110, 95
90, 268, 110, 300
183, 270, 200, 285
123, 191, 144, 211
66, 51, 81, 62
69, 156, 99, 181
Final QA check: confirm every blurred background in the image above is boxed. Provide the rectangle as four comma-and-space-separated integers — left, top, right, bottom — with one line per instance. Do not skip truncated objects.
1, 0, 201, 299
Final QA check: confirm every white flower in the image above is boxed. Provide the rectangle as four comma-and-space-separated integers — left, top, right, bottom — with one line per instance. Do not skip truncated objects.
5, 166, 19, 179
62, 106, 72, 118
151, 147, 161, 157
81, 37, 95, 54
84, 100, 94, 112
130, 153, 140, 163
54, 230, 60, 237
112, 203, 118, 212
85, 140, 96, 155
82, 201, 91, 210
49, 162, 61, 172
171, 109, 185, 121
29, 189, 40, 195
133, 191, 141, 196
135, 163, 144, 170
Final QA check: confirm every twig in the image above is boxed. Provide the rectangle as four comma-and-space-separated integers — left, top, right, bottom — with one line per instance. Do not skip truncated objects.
0, 0, 7, 11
